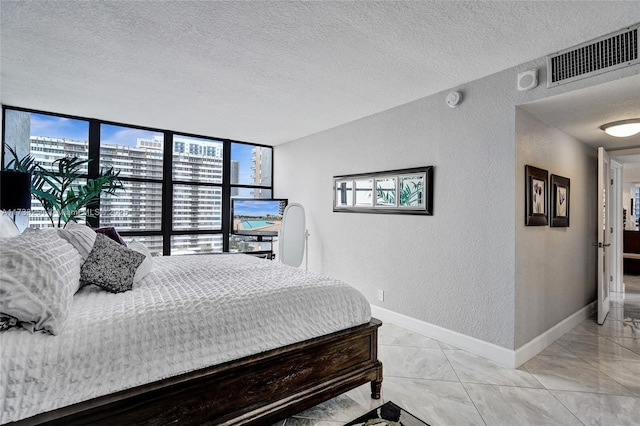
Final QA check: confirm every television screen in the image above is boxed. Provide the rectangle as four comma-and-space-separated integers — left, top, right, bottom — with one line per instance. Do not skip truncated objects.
231, 198, 288, 236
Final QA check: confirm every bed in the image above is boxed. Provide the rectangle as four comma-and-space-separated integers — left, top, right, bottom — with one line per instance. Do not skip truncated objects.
0, 227, 382, 425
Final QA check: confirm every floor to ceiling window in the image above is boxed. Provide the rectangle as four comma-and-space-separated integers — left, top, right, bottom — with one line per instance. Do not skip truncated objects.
228, 142, 275, 254
98, 123, 165, 254
171, 134, 224, 255
1, 107, 274, 255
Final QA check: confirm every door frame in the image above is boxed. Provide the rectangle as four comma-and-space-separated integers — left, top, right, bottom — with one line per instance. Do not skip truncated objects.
597, 147, 611, 325
610, 159, 623, 294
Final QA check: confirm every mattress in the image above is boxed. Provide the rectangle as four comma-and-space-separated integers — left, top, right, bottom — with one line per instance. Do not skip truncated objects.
0, 254, 371, 424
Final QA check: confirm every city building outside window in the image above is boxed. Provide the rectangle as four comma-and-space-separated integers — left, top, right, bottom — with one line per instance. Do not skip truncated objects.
229, 143, 274, 253
2, 107, 274, 255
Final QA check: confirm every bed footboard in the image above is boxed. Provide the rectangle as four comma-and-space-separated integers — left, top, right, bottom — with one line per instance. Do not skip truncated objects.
10, 319, 382, 426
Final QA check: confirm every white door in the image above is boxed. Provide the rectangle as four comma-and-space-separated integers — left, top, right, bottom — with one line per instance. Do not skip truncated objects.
597, 147, 611, 324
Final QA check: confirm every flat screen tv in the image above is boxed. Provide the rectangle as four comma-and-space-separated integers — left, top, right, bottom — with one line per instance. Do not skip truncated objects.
231, 198, 288, 237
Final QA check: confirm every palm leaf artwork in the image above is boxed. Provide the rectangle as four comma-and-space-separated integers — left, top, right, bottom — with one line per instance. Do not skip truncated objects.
399, 179, 423, 206
4, 144, 123, 227
376, 188, 395, 206
375, 178, 396, 206
376, 178, 423, 207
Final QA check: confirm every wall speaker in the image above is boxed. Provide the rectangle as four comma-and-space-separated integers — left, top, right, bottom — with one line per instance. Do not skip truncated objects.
517, 69, 538, 91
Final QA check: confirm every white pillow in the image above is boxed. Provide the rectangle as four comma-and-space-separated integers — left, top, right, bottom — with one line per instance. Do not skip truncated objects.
0, 213, 20, 239
58, 223, 97, 263
0, 228, 81, 335
128, 239, 154, 284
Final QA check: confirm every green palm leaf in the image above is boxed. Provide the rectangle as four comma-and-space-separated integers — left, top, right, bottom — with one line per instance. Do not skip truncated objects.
3, 144, 123, 227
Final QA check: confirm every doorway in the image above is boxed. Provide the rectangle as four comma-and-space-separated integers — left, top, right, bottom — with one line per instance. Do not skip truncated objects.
614, 154, 640, 329
607, 150, 640, 330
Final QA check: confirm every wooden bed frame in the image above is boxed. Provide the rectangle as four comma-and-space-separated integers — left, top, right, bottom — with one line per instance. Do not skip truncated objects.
10, 319, 383, 425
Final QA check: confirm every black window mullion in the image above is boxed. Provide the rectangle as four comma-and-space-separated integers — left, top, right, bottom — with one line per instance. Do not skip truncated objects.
172, 179, 223, 187
222, 140, 231, 252
114, 176, 163, 184
1, 108, 6, 166
162, 131, 173, 255
229, 183, 272, 190
87, 119, 100, 228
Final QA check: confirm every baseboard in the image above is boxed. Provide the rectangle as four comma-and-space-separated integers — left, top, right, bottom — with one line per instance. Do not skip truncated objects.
513, 301, 596, 367
371, 301, 596, 369
370, 305, 516, 368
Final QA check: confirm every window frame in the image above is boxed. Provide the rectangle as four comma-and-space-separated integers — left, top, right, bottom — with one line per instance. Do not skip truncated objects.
1, 105, 275, 255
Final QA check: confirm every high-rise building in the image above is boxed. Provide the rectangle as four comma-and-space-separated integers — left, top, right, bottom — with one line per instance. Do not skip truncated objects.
27, 135, 226, 254
230, 160, 239, 196
250, 146, 272, 198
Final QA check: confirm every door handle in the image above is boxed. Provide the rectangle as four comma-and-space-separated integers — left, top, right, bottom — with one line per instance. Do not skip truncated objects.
593, 242, 611, 248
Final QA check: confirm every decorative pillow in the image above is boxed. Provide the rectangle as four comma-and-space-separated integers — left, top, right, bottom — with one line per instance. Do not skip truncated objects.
0, 228, 81, 335
81, 234, 145, 293
128, 240, 154, 284
0, 313, 19, 331
58, 223, 97, 263
0, 213, 20, 239
95, 226, 127, 246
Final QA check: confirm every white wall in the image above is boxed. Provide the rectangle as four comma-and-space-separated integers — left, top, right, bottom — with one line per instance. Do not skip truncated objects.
514, 108, 597, 348
275, 68, 523, 349
622, 163, 640, 183
275, 56, 638, 353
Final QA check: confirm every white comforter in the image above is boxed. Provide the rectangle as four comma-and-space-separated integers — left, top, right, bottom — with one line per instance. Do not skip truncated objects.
0, 254, 371, 424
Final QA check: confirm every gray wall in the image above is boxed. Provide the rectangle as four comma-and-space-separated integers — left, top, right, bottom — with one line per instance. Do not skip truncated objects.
514, 108, 597, 348
275, 69, 520, 349
275, 56, 637, 350
623, 162, 640, 183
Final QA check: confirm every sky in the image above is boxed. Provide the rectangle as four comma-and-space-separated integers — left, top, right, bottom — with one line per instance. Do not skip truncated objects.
28, 112, 263, 183
30, 113, 88, 141
233, 199, 282, 217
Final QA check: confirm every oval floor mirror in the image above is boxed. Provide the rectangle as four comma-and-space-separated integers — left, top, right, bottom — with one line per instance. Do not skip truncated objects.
279, 203, 307, 268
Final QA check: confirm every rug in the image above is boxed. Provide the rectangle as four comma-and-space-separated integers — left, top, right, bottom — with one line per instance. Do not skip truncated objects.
345, 401, 430, 426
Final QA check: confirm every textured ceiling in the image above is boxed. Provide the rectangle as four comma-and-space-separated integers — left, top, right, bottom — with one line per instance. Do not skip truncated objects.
520, 74, 640, 151
1, 1, 639, 145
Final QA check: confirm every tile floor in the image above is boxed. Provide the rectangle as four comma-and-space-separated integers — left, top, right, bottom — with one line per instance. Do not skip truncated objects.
276, 278, 640, 425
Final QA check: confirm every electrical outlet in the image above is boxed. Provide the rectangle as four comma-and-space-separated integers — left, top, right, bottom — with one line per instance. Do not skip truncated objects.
377, 289, 384, 302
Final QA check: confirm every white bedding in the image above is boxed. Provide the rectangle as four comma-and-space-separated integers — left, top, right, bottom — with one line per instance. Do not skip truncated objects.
0, 254, 371, 424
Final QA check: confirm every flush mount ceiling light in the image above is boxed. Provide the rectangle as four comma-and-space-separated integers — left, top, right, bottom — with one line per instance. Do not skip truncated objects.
599, 119, 640, 138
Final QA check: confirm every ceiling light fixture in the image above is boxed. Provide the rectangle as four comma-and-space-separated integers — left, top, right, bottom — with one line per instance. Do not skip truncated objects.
599, 119, 640, 138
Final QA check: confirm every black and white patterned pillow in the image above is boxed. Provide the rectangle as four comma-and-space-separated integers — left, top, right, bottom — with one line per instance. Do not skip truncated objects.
80, 234, 146, 293
0, 314, 19, 331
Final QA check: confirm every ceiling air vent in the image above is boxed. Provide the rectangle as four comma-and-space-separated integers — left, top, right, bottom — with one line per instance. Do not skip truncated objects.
547, 24, 639, 87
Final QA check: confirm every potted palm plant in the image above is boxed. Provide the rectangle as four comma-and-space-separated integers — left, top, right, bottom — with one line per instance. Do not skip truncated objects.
4, 144, 123, 227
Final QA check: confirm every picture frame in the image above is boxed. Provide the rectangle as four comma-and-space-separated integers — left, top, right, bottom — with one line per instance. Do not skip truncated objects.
550, 174, 570, 227
354, 178, 374, 206
333, 166, 433, 215
525, 165, 548, 226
